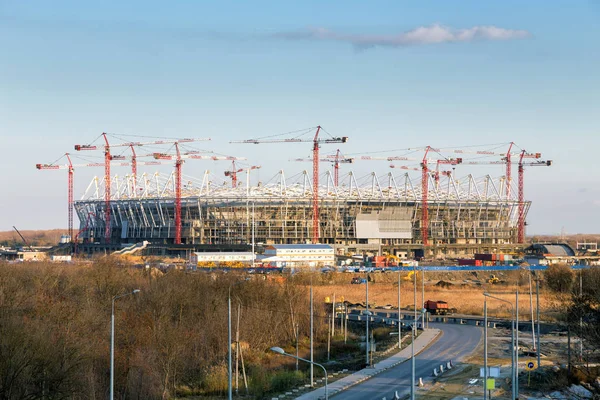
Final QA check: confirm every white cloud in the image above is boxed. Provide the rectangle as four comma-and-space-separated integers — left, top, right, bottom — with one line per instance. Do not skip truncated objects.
273, 24, 532, 49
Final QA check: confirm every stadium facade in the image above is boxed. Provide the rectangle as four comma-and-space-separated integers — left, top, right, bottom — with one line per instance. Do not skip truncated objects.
74, 170, 529, 258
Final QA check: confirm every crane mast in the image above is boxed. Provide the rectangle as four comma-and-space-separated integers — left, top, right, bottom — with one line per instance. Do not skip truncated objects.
312, 126, 321, 243
421, 147, 431, 247
231, 126, 347, 244
66, 154, 74, 240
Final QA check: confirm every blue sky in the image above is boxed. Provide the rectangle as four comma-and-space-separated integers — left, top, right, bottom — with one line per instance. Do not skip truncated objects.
1, 1, 599, 235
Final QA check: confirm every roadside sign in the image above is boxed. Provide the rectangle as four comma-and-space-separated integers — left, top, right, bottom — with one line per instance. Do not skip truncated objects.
480, 366, 500, 378
526, 361, 537, 371
486, 378, 495, 390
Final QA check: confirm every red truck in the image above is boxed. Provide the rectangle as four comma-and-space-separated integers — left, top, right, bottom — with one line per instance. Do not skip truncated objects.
424, 300, 457, 315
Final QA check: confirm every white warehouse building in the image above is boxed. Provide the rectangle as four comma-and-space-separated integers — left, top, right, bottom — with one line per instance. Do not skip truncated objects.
260, 244, 335, 268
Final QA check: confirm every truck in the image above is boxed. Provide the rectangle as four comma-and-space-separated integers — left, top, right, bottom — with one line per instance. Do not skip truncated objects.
424, 300, 456, 315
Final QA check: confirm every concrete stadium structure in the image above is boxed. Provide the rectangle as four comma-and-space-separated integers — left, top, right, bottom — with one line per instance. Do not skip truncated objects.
74, 169, 529, 258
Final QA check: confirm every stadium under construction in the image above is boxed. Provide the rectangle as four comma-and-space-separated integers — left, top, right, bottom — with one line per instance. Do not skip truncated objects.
73, 169, 535, 258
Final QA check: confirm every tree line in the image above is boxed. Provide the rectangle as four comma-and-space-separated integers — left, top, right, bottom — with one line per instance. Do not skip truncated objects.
0, 259, 330, 399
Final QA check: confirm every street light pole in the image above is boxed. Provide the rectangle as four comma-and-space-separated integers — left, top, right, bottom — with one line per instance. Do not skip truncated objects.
110, 289, 140, 400
516, 289, 519, 399
484, 292, 516, 400
484, 297, 488, 400
398, 268, 401, 349
366, 273, 369, 367
411, 264, 417, 400
421, 266, 425, 329
270, 347, 328, 400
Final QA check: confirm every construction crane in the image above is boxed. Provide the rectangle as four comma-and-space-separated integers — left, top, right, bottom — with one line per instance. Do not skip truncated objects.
363, 151, 461, 246
461, 154, 551, 243
224, 161, 261, 188
12, 226, 33, 251
74, 134, 210, 243
420, 147, 463, 247
231, 126, 348, 243
36, 154, 107, 241
292, 149, 354, 187
153, 149, 247, 244
518, 152, 552, 243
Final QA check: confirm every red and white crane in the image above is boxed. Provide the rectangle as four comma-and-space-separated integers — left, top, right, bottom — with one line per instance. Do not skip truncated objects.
461, 153, 551, 243
231, 126, 348, 244
292, 149, 354, 187
362, 151, 461, 246
153, 150, 246, 244
420, 147, 463, 247
224, 161, 261, 188
74, 134, 210, 243
36, 154, 106, 242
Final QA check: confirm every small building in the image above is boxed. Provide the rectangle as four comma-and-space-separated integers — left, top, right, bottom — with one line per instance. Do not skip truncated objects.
524, 243, 577, 265
191, 252, 255, 268
0, 249, 47, 262
260, 244, 335, 268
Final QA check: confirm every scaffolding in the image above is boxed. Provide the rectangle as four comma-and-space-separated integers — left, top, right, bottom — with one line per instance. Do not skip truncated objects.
74, 170, 529, 256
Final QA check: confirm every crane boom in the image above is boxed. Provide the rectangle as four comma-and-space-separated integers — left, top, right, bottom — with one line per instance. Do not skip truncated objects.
12, 226, 33, 251
232, 126, 348, 243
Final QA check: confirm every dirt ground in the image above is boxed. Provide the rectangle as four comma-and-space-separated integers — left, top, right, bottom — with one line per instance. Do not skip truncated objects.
312, 270, 555, 319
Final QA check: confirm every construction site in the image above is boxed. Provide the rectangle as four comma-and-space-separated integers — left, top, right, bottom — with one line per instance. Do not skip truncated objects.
37, 127, 552, 259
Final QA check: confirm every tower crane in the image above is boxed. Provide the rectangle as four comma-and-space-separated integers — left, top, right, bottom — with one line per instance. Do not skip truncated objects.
362, 151, 461, 246
462, 153, 551, 243
224, 161, 261, 188
231, 126, 348, 244
518, 152, 551, 243
292, 149, 354, 187
74, 134, 210, 243
420, 147, 463, 247
36, 154, 106, 242
152, 150, 247, 244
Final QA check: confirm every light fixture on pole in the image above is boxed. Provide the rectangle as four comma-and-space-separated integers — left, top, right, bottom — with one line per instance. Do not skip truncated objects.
110, 289, 141, 400
484, 292, 516, 400
270, 347, 328, 400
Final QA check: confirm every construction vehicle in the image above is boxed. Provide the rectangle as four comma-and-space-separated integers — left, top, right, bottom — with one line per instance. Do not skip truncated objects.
488, 274, 505, 284
424, 300, 457, 315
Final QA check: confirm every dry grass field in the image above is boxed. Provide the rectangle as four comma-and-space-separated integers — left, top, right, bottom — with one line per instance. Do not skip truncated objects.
311, 272, 556, 319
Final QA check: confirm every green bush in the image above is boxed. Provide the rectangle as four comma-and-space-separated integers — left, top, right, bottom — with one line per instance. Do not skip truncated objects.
248, 364, 270, 397
270, 370, 305, 393
201, 363, 228, 395
372, 327, 392, 341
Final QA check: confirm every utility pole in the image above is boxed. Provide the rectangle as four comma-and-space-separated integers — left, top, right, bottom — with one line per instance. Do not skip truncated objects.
398, 269, 402, 348
484, 297, 488, 400
529, 269, 536, 350
366, 275, 370, 367
516, 289, 520, 398
310, 281, 314, 387
536, 277, 541, 367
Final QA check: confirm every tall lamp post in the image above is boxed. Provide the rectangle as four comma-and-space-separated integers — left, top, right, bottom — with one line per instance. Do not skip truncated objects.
398, 268, 402, 349
270, 347, 328, 400
484, 292, 516, 400
110, 289, 141, 400
411, 264, 417, 400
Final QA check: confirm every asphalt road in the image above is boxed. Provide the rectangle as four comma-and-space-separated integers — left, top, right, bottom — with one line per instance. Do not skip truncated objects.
333, 323, 482, 400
